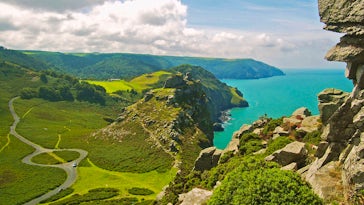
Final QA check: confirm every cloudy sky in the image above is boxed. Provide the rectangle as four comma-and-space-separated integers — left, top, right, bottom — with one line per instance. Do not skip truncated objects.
0, 0, 345, 68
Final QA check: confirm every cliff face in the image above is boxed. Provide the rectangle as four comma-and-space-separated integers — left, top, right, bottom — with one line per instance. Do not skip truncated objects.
303, 1, 364, 202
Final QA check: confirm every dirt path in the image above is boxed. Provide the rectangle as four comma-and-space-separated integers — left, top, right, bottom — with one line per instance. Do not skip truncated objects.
8, 97, 88, 205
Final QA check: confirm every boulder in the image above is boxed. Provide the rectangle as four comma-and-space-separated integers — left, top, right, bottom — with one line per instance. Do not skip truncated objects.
273, 126, 289, 136
224, 138, 239, 154
193, 147, 222, 171
233, 124, 252, 139
292, 107, 311, 118
297, 115, 321, 133
179, 188, 212, 205
281, 162, 298, 171
265, 141, 307, 168
318, 88, 349, 125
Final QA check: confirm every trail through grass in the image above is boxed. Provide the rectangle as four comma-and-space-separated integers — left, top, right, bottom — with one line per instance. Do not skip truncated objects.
0, 134, 10, 153
68, 158, 177, 201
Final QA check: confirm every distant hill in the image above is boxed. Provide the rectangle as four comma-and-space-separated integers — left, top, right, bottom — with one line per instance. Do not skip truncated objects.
0, 47, 48, 70
21, 50, 284, 80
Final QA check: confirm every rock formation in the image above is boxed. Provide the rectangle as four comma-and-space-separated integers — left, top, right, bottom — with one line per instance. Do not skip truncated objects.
302, 1, 364, 202
193, 147, 222, 172
265, 141, 308, 169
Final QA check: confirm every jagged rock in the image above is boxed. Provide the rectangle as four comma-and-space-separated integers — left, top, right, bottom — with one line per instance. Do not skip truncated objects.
193, 147, 222, 171
164, 73, 185, 88
224, 138, 239, 154
233, 124, 252, 139
273, 126, 289, 136
306, 161, 344, 200
143, 91, 154, 102
297, 116, 321, 133
283, 117, 302, 127
318, 88, 349, 125
281, 162, 298, 171
342, 133, 364, 190
265, 141, 307, 168
178, 188, 212, 205
292, 107, 311, 118
252, 128, 263, 135
315, 141, 329, 158
252, 118, 268, 128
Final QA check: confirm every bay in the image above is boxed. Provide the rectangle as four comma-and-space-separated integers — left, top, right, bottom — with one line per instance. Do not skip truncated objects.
214, 69, 354, 149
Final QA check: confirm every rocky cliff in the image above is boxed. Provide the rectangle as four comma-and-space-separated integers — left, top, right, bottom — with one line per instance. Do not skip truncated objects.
302, 1, 364, 203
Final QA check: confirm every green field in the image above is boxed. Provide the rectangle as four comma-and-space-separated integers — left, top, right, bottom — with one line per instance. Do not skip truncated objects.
86, 70, 171, 93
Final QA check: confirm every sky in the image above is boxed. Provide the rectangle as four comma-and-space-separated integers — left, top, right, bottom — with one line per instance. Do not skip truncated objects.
0, 0, 345, 68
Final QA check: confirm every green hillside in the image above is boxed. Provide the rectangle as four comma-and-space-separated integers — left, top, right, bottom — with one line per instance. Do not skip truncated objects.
21, 49, 284, 80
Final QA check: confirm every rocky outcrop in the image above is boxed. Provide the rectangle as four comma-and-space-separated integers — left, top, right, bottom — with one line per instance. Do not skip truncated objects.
265, 141, 308, 168
302, 1, 364, 203
193, 147, 222, 172
318, 88, 350, 125
178, 188, 212, 205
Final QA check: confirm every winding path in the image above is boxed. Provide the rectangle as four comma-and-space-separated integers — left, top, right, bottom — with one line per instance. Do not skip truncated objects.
8, 97, 88, 205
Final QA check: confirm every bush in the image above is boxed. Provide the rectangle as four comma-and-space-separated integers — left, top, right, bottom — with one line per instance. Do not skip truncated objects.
127, 187, 154, 196
262, 117, 283, 136
208, 168, 323, 205
239, 133, 263, 155
20, 88, 38, 99
266, 136, 293, 155
40, 188, 74, 203
303, 130, 322, 145
50, 188, 119, 205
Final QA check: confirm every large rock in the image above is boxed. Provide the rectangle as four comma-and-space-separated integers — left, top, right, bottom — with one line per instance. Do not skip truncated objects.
193, 147, 222, 171
297, 116, 321, 133
318, 88, 349, 125
292, 107, 311, 118
265, 141, 307, 168
179, 188, 212, 205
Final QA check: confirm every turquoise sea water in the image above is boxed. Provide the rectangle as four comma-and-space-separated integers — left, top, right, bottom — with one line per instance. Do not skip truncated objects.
213, 69, 354, 149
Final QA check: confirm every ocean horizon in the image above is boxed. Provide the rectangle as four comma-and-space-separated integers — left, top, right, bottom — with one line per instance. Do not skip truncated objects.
213, 68, 354, 149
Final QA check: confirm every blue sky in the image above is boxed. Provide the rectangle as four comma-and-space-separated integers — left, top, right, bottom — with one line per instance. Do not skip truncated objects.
0, 0, 345, 68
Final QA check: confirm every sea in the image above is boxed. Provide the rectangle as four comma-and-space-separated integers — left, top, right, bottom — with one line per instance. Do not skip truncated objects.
213, 69, 354, 149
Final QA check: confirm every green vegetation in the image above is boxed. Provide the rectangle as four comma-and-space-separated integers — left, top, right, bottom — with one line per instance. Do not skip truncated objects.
0, 136, 66, 205
31, 151, 80, 165
128, 187, 155, 196
69, 159, 176, 202
209, 166, 323, 205
49, 188, 119, 205
266, 136, 293, 155
40, 188, 74, 203
21, 49, 284, 80
239, 133, 263, 155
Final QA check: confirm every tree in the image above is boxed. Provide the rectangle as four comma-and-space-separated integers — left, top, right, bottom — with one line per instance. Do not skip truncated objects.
20, 88, 38, 99
40, 73, 48, 83
38, 86, 61, 101
59, 86, 74, 101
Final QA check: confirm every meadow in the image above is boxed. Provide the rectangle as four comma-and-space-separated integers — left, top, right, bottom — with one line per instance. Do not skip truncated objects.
86, 70, 171, 93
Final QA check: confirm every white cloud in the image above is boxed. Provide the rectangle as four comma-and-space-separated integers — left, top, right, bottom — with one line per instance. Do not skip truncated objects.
0, 0, 344, 68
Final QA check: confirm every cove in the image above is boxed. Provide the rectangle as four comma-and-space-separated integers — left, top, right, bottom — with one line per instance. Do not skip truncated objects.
214, 69, 354, 149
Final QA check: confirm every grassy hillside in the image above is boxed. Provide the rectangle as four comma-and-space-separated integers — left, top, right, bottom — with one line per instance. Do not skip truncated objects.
22, 49, 284, 80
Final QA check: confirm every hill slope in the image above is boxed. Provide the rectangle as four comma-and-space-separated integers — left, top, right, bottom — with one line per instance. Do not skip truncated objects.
22, 50, 284, 80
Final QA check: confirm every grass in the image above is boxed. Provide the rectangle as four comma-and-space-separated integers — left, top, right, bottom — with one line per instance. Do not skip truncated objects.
54, 158, 177, 202
86, 70, 172, 93
0, 135, 66, 205
32, 151, 80, 165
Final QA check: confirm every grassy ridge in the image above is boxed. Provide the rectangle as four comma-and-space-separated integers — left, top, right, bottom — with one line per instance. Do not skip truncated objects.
86, 70, 172, 93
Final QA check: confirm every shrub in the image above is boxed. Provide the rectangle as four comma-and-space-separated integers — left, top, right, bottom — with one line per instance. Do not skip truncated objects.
303, 130, 322, 145
20, 88, 38, 99
265, 136, 293, 155
208, 168, 323, 205
40, 188, 74, 203
262, 117, 283, 136
127, 187, 154, 196
239, 133, 263, 155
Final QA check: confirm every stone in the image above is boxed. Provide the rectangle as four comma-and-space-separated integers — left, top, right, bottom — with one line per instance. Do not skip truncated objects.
233, 124, 252, 139
297, 116, 321, 133
264, 141, 307, 168
315, 141, 329, 158
224, 138, 239, 154
318, 88, 349, 125
342, 134, 364, 190
306, 161, 344, 200
179, 188, 212, 205
273, 126, 289, 136
281, 162, 298, 171
292, 107, 311, 118
193, 147, 222, 171
283, 117, 302, 127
